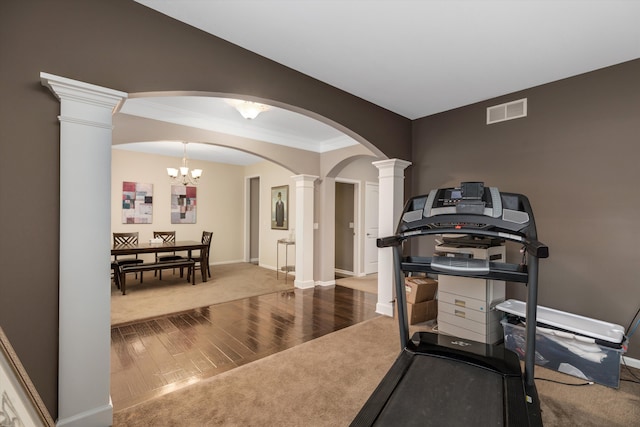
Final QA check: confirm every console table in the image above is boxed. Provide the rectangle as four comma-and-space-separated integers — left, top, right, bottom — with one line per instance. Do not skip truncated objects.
276, 239, 295, 283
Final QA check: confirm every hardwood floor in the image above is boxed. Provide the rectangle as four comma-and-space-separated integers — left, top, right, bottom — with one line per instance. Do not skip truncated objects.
111, 285, 379, 411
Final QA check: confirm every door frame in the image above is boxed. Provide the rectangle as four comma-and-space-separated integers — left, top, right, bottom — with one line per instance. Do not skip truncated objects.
335, 178, 361, 276
244, 174, 261, 263
364, 181, 379, 275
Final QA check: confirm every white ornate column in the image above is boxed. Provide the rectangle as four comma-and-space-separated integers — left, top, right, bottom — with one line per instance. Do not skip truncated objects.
292, 174, 318, 289
41, 72, 126, 427
373, 159, 411, 316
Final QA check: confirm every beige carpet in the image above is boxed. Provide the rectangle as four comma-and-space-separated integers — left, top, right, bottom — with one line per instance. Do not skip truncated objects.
335, 274, 378, 294
113, 315, 639, 426
111, 263, 294, 326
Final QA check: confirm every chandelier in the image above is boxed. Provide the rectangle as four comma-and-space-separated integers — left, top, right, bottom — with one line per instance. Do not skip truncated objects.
233, 100, 271, 119
166, 142, 203, 186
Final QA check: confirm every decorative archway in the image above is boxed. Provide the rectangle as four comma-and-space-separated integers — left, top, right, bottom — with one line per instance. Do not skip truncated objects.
41, 73, 409, 426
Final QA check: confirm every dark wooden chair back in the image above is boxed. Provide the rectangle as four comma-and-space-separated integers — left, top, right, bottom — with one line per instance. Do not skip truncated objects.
112, 232, 144, 287
152, 232, 183, 278
113, 232, 139, 246
202, 231, 213, 248
153, 231, 176, 243
199, 231, 213, 278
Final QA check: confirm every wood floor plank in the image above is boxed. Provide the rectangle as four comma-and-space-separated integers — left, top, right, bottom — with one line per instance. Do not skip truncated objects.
111, 285, 379, 411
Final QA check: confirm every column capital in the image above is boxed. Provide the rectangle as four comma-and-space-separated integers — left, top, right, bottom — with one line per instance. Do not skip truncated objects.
40, 72, 127, 110
291, 174, 319, 183
372, 158, 411, 178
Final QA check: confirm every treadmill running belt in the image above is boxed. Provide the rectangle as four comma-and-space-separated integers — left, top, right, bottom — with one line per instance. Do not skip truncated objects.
373, 355, 504, 426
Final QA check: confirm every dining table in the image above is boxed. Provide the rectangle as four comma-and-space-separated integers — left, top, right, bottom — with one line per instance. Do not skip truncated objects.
111, 240, 209, 283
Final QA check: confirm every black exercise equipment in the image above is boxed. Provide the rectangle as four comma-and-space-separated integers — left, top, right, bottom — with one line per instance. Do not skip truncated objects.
351, 182, 549, 426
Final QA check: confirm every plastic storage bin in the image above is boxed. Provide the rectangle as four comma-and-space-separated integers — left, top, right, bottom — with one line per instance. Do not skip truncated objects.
496, 300, 626, 388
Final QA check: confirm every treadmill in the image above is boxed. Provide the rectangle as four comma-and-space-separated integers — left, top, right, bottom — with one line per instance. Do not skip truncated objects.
351, 182, 549, 426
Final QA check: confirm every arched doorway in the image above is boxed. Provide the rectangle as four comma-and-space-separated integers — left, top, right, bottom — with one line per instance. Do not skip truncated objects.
42, 74, 408, 425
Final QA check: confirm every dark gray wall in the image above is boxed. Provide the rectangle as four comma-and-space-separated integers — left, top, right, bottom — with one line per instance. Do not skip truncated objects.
0, 0, 411, 418
412, 58, 640, 359
3, 0, 637, 419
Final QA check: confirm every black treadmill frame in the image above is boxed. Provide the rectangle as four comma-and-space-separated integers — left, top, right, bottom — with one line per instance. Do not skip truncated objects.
351, 188, 548, 426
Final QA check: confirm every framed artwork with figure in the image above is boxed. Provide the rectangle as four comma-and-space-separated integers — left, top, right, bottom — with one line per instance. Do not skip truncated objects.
271, 185, 288, 230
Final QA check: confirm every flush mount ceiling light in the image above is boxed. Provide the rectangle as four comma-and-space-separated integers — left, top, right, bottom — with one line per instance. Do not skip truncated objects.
166, 142, 203, 186
232, 100, 271, 119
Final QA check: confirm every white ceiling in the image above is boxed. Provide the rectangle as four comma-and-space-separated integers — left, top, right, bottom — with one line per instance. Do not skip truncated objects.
115, 96, 357, 165
122, 0, 640, 162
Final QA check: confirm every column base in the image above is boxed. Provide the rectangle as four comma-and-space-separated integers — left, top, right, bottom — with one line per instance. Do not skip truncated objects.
315, 280, 336, 287
56, 401, 113, 427
294, 279, 315, 289
376, 301, 394, 317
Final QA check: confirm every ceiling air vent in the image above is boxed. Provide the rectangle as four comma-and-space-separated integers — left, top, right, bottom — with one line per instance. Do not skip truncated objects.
486, 98, 527, 124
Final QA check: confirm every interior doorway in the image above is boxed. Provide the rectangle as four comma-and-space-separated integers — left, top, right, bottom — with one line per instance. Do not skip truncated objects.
335, 181, 356, 276
246, 176, 260, 264
364, 182, 379, 275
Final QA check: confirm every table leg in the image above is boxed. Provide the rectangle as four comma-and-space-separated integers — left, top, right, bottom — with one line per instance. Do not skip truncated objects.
201, 249, 208, 282
284, 244, 288, 284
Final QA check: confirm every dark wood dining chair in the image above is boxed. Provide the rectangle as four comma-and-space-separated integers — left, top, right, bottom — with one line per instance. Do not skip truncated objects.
190, 231, 213, 280
112, 232, 144, 288
153, 231, 186, 279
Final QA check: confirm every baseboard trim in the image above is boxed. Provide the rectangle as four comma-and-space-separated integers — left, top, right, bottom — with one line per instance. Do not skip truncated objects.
316, 280, 336, 287
56, 401, 112, 427
211, 259, 246, 266
376, 301, 394, 317
294, 279, 315, 289
335, 268, 354, 277
622, 355, 640, 370
258, 263, 277, 271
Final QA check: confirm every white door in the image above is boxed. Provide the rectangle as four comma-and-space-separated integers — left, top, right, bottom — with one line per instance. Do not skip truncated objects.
364, 182, 379, 274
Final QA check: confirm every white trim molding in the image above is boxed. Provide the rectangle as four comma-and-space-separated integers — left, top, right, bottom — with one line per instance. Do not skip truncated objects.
622, 355, 640, 370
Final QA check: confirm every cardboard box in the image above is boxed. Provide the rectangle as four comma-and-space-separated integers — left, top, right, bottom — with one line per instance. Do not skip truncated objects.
397, 299, 438, 325
404, 277, 438, 304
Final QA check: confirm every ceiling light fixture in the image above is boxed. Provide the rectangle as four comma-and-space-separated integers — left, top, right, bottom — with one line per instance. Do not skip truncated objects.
167, 142, 203, 186
234, 101, 271, 119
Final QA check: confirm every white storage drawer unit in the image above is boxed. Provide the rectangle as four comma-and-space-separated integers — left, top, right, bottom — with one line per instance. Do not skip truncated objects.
436, 244, 506, 344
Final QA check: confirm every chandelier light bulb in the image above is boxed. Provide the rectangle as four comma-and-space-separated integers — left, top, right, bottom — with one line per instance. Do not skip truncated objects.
167, 142, 202, 186
234, 101, 271, 119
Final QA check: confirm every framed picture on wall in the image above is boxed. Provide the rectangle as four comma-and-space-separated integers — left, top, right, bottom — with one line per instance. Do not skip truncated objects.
0, 327, 55, 426
121, 181, 153, 224
171, 185, 197, 224
271, 185, 288, 230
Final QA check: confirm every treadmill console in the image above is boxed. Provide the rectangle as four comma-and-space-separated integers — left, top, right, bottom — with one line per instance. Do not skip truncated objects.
425, 181, 502, 218
399, 181, 535, 238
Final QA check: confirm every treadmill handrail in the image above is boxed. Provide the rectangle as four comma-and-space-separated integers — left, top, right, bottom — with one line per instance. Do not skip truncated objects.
378, 228, 549, 259
400, 256, 529, 283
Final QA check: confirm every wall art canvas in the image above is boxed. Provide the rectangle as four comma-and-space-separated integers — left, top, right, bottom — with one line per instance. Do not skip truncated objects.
1, 327, 55, 427
121, 181, 153, 224
271, 185, 289, 230
171, 185, 197, 224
